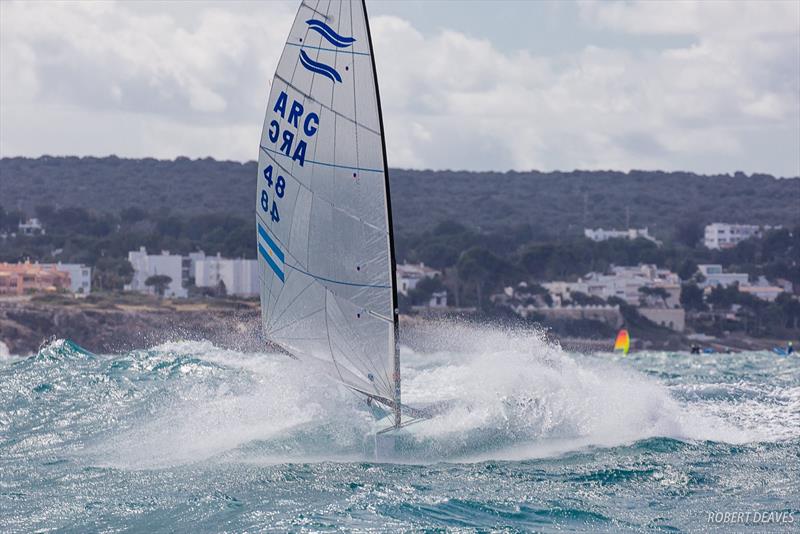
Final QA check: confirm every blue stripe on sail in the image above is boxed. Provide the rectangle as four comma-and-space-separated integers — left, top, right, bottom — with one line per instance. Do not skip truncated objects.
299, 50, 342, 83
258, 243, 285, 283
286, 42, 369, 56
256, 217, 389, 288
260, 145, 383, 173
257, 222, 285, 262
306, 19, 356, 48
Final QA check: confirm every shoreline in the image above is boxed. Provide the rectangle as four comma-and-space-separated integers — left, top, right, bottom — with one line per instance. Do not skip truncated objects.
0, 295, 266, 355
0, 295, 787, 355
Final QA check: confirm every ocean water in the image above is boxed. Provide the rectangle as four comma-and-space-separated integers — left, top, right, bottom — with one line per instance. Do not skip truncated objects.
1, 324, 798, 532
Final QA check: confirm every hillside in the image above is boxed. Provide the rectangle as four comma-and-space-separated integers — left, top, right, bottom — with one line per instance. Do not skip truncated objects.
1, 156, 797, 238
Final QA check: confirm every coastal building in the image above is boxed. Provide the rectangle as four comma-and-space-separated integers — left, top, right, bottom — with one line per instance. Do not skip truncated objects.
124, 247, 260, 298
409, 290, 449, 314
697, 264, 748, 288
194, 254, 259, 297
584, 227, 660, 245
738, 276, 785, 302
397, 262, 441, 296
739, 285, 783, 302
703, 223, 776, 250
544, 264, 680, 307
125, 247, 187, 298
42, 263, 92, 294
0, 262, 71, 295
697, 267, 786, 301
428, 291, 447, 308
18, 218, 45, 236
492, 282, 623, 326
183, 251, 207, 288
775, 279, 795, 294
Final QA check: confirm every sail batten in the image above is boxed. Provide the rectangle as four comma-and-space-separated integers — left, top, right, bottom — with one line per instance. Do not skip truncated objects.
257, 0, 399, 424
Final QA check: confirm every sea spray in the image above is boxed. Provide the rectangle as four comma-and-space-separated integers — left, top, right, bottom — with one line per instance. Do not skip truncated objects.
45, 322, 769, 466
2, 332, 798, 531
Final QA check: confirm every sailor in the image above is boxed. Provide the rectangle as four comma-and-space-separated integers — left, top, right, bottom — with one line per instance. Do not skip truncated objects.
788, 341, 794, 355
690, 344, 700, 355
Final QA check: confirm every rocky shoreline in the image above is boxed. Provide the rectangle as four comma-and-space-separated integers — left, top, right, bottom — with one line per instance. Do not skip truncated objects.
0, 296, 266, 355
0, 296, 785, 356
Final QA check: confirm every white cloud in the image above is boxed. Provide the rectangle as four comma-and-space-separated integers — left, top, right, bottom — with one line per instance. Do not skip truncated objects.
1, 0, 798, 176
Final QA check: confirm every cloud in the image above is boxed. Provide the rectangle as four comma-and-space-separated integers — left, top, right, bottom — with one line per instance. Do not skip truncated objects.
370, 2, 799, 174
1, 0, 798, 176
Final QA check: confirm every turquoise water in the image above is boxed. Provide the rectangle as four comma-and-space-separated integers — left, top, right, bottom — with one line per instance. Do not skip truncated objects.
1, 324, 798, 532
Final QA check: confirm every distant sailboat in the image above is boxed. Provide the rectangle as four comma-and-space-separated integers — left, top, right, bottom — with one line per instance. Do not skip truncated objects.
255, 0, 410, 430
614, 329, 630, 355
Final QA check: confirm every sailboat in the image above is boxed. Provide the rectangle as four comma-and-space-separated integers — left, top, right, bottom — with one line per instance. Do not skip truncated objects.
255, 0, 415, 434
614, 328, 630, 355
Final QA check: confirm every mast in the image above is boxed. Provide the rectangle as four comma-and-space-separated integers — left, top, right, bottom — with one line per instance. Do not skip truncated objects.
361, 0, 400, 428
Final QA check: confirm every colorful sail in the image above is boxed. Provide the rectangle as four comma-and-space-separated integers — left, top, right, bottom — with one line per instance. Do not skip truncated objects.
256, 1, 399, 421
614, 329, 630, 355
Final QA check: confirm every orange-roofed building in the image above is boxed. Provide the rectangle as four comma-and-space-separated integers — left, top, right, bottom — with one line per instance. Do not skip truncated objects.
0, 262, 72, 296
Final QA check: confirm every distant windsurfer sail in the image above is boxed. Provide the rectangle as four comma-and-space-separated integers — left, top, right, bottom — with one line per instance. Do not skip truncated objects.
255, 0, 403, 428
614, 329, 630, 355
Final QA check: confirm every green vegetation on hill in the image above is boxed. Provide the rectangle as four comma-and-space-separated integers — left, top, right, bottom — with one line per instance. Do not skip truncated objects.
1, 156, 797, 238
2, 156, 798, 340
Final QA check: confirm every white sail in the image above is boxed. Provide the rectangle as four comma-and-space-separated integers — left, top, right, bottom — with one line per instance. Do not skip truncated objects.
256, 1, 399, 420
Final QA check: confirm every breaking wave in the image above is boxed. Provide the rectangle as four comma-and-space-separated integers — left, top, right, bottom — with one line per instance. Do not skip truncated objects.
1, 323, 796, 470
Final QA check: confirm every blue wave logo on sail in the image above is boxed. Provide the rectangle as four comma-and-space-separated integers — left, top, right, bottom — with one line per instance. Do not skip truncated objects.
300, 50, 342, 82
306, 19, 356, 48
299, 50, 342, 83
257, 222, 285, 283
297, 19, 356, 83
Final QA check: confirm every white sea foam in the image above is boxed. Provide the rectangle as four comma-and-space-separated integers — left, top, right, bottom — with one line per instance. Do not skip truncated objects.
88, 323, 794, 468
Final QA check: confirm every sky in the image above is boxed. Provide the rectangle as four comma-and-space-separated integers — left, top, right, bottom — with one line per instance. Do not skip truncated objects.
1, 0, 798, 176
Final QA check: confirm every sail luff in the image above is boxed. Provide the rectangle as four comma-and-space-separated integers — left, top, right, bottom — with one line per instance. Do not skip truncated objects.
359, 0, 400, 428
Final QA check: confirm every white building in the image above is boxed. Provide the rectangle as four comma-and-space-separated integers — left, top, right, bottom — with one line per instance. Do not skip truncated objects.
704, 223, 774, 250
125, 247, 187, 298
738, 276, 785, 302
697, 264, 748, 288
739, 285, 783, 302
43, 263, 91, 294
18, 218, 45, 236
194, 254, 259, 297
584, 227, 660, 245
397, 262, 441, 296
544, 264, 680, 307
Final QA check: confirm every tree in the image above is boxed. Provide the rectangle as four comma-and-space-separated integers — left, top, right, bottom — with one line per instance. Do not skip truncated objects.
675, 218, 704, 248
34, 204, 57, 225
706, 284, 740, 309
680, 283, 706, 311
457, 247, 519, 309
216, 279, 227, 297
408, 276, 444, 306
639, 286, 670, 307
120, 206, 147, 224
519, 243, 556, 279
92, 257, 134, 291
145, 274, 173, 298
677, 259, 698, 282
775, 293, 800, 330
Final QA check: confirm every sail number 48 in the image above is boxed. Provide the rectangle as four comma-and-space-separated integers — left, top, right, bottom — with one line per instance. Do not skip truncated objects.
261, 164, 285, 223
